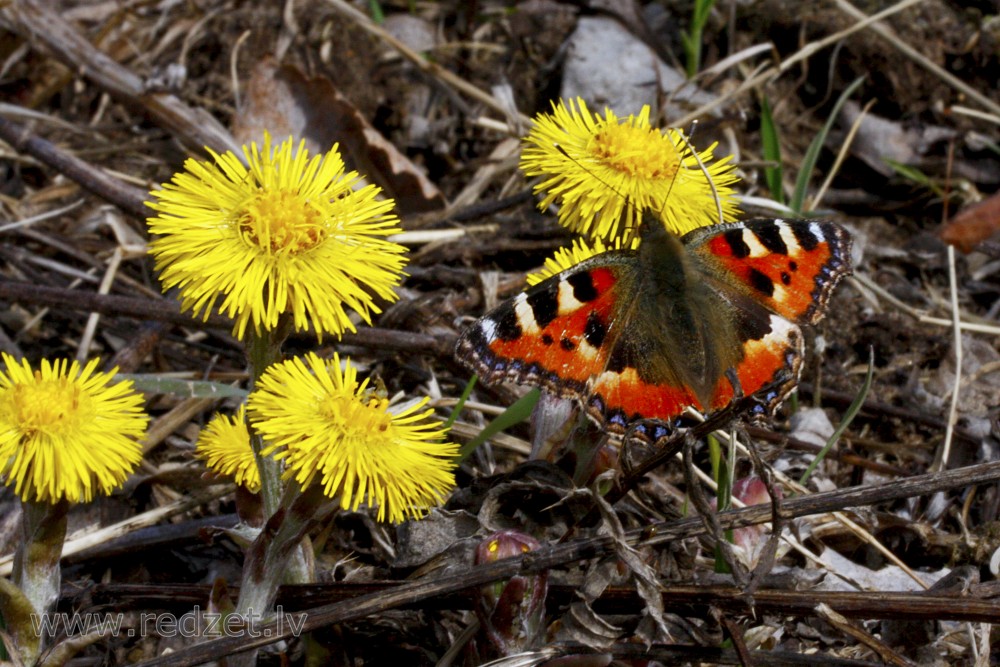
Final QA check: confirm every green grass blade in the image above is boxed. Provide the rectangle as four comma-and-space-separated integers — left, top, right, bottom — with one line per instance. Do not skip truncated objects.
443, 375, 476, 431
790, 76, 866, 214
457, 388, 541, 462
683, 0, 717, 78
759, 95, 785, 204
798, 346, 874, 487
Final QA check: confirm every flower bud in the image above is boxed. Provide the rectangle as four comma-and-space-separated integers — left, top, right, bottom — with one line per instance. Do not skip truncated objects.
474, 530, 549, 656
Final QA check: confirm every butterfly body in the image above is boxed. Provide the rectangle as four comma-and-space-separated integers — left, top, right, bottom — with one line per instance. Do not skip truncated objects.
457, 218, 852, 443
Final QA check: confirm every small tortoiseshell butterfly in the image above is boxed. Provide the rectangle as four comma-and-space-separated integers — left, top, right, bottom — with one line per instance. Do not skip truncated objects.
456, 216, 852, 444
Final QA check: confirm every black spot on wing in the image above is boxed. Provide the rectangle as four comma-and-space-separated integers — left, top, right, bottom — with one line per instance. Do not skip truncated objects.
754, 224, 788, 255
584, 310, 607, 349
607, 343, 629, 373
723, 229, 751, 258
735, 310, 772, 342
493, 303, 522, 341
567, 271, 599, 302
780, 271, 791, 285
793, 224, 820, 251
748, 268, 775, 297
560, 337, 576, 351
526, 287, 559, 329
541, 333, 553, 346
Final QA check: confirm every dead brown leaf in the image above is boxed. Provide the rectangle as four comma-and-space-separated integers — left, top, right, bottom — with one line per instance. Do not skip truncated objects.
233, 58, 445, 215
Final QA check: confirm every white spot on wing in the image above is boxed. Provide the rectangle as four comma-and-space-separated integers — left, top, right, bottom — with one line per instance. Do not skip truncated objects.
577, 340, 599, 361
771, 283, 789, 306
513, 295, 540, 335
741, 228, 769, 257
759, 314, 802, 356
765, 313, 797, 340
480, 318, 498, 343
557, 279, 583, 314
777, 221, 799, 253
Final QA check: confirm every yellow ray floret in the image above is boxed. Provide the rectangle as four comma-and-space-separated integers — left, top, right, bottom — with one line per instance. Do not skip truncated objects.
147, 134, 408, 340
525, 236, 638, 286
520, 97, 740, 242
196, 405, 260, 493
0, 354, 148, 503
248, 353, 458, 523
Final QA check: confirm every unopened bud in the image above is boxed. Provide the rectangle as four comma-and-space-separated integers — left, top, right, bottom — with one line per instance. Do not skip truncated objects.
474, 530, 549, 656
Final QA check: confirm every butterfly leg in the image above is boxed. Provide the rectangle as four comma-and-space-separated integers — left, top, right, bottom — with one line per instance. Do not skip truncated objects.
682, 432, 750, 587
725, 366, 745, 401
742, 428, 784, 592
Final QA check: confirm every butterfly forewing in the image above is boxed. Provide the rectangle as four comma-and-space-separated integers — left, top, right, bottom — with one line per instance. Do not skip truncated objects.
685, 219, 852, 325
456, 253, 639, 401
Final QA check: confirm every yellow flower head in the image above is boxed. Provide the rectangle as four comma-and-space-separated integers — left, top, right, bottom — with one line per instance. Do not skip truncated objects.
147, 134, 408, 340
0, 354, 148, 503
248, 353, 458, 523
520, 98, 740, 241
525, 236, 638, 286
196, 405, 260, 493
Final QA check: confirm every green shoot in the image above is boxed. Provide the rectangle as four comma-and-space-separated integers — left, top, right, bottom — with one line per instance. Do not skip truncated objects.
790, 76, 866, 214
457, 388, 541, 462
798, 347, 874, 487
883, 158, 954, 200
759, 95, 785, 205
443, 375, 476, 431
682, 0, 718, 78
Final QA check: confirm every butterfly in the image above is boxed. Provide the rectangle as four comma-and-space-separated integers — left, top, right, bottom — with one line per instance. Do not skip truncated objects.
456, 215, 852, 444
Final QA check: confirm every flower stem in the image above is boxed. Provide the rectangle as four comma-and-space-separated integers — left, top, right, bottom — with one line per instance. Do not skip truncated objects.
237, 485, 328, 614
13, 498, 69, 662
230, 485, 336, 666
245, 321, 291, 519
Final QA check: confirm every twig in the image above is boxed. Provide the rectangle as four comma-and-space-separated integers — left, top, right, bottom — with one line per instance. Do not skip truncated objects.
131, 459, 1000, 666
833, 0, 1000, 118
811, 99, 875, 210
778, 0, 925, 76
0, 115, 150, 219
938, 244, 963, 472
0, 280, 455, 356
0, 0, 240, 154
321, 0, 531, 128
0, 488, 231, 576
0, 280, 228, 328
89, 580, 1000, 625
815, 603, 917, 666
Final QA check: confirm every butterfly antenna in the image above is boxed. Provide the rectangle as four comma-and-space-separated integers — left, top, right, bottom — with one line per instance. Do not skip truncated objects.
675, 122, 725, 226
554, 143, 641, 242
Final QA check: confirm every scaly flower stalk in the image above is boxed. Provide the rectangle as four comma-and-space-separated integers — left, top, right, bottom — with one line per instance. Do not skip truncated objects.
0, 354, 147, 666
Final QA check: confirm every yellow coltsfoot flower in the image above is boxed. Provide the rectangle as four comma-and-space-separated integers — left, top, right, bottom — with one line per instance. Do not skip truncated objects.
147, 134, 408, 340
520, 97, 740, 242
0, 354, 148, 503
248, 352, 458, 524
196, 405, 260, 493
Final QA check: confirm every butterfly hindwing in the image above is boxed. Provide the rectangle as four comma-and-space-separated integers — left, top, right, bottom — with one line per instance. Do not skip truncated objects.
584, 313, 803, 440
